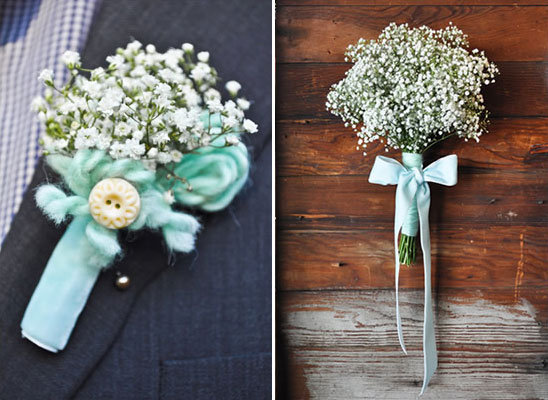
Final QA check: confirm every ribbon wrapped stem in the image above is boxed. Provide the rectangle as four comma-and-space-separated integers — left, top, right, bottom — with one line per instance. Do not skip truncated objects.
399, 152, 423, 265
21, 216, 109, 352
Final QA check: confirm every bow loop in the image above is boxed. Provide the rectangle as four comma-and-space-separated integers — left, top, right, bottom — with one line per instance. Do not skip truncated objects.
423, 154, 458, 186
368, 156, 406, 186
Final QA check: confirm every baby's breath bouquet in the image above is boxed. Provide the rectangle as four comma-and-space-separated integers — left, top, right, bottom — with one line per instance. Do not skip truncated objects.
327, 22, 498, 265
326, 23, 498, 394
22, 41, 258, 353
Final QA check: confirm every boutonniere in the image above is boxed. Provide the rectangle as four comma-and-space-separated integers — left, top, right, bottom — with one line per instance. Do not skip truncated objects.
326, 23, 498, 394
22, 41, 258, 352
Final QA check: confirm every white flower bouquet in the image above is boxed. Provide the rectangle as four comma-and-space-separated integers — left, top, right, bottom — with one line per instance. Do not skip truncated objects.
22, 41, 258, 353
326, 23, 498, 393
327, 22, 498, 265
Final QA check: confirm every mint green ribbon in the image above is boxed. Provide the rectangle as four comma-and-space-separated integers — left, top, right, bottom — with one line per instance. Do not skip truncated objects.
21, 216, 104, 352
369, 153, 458, 394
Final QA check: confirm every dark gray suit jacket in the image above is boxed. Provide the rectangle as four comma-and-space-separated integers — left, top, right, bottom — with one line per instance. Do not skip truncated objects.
0, 1, 272, 398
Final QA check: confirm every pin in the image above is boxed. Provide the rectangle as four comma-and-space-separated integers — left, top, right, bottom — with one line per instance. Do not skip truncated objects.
115, 272, 130, 290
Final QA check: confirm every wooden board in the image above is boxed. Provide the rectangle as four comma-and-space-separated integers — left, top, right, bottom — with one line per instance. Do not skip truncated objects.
278, 290, 548, 399
279, 1, 548, 5
277, 226, 548, 291
276, 6, 548, 63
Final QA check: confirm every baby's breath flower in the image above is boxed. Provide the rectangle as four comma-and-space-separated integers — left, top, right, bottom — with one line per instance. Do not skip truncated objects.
243, 119, 258, 134
60, 50, 81, 68
190, 63, 211, 81
126, 40, 142, 53
182, 43, 194, 53
207, 99, 224, 113
326, 23, 499, 154
225, 80, 241, 96
236, 98, 250, 110
225, 134, 240, 146
38, 69, 54, 85
170, 150, 183, 163
197, 51, 210, 63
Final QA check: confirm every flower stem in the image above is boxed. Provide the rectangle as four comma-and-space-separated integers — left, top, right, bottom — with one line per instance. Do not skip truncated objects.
398, 233, 416, 266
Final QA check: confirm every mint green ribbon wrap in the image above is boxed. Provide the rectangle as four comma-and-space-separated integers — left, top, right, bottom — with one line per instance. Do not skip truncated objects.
21, 124, 250, 351
369, 153, 458, 395
400, 153, 422, 237
21, 216, 105, 352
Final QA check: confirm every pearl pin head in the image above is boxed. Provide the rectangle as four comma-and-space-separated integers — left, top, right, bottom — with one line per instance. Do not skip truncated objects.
115, 274, 130, 290
88, 178, 140, 229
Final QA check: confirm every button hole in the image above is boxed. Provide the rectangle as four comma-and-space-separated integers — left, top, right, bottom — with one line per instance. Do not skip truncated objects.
106, 199, 112, 205
115, 203, 121, 209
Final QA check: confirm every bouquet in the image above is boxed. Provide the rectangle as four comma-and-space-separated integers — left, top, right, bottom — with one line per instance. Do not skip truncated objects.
326, 23, 498, 393
22, 41, 258, 353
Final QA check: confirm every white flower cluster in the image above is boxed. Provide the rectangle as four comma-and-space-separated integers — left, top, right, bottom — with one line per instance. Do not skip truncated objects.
326, 23, 499, 154
33, 41, 258, 167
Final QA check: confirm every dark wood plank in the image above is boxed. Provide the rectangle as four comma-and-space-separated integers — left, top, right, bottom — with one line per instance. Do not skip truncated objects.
277, 226, 548, 290
279, 1, 548, 5
279, 289, 548, 399
276, 118, 548, 176
277, 170, 548, 230
276, 62, 548, 119
276, 6, 548, 62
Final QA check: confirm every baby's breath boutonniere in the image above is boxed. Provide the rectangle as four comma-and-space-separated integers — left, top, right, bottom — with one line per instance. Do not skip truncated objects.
22, 41, 258, 353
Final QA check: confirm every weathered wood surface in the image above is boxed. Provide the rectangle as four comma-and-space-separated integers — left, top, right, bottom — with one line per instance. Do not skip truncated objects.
276, 2, 548, 399
279, 290, 548, 399
278, 226, 548, 291
279, 1, 548, 5
276, 63, 548, 118
276, 6, 548, 63
276, 118, 548, 176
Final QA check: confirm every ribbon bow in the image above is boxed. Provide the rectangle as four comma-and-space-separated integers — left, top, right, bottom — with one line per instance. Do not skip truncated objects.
369, 154, 458, 394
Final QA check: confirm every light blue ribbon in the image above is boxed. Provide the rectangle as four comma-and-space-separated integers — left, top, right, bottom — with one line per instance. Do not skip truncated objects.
369, 153, 458, 394
21, 216, 104, 352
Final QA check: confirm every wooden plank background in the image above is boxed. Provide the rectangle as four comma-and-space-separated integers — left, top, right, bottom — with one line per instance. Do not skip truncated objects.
276, 2, 548, 399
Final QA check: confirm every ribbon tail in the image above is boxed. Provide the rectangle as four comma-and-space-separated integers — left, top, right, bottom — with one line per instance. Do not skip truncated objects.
21, 216, 110, 352
394, 243, 407, 355
394, 180, 416, 355
417, 187, 438, 395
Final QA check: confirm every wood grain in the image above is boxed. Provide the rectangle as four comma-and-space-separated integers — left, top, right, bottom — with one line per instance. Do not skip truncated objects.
276, 62, 548, 119
276, 118, 548, 176
277, 170, 548, 230
279, 290, 548, 399
277, 226, 548, 291
279, 1, 548, 5
276, 6, 548, 63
